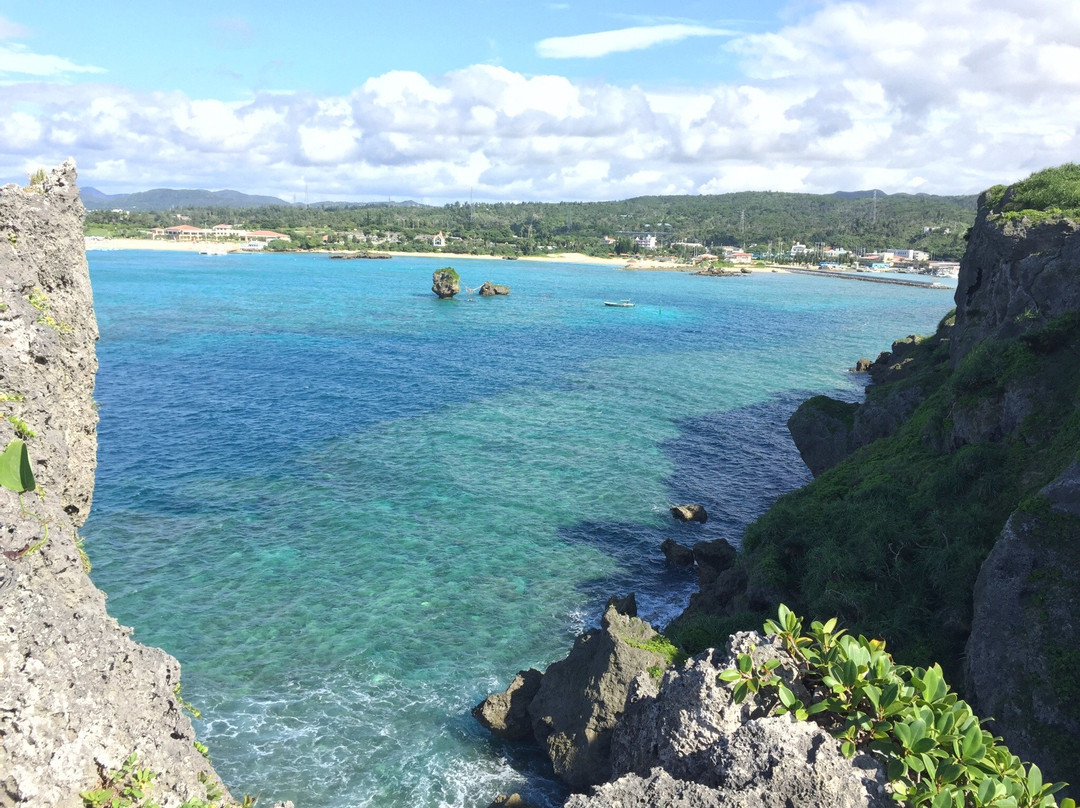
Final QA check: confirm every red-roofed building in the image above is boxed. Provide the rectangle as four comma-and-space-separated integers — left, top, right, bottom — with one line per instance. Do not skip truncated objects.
247, 230, 290, 243
164, 225, 209, 241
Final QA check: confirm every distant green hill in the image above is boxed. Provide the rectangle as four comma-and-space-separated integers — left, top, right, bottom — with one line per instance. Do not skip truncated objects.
82, 187, 289, 211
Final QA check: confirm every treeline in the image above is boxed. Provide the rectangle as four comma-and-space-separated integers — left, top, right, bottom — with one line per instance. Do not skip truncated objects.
84, 190, 978, 260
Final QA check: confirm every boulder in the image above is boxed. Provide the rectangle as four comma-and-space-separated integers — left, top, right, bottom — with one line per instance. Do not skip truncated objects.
432, 266, 460, 298
853, 357, 872, 372
479, 281, 510, 296
660, 539, 695, 567
526, 602, 669, 789
472, 669, 543, 741
670, 504, 707, 523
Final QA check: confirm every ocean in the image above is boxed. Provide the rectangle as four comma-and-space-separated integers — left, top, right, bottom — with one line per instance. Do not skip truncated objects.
83, 251, 954, 807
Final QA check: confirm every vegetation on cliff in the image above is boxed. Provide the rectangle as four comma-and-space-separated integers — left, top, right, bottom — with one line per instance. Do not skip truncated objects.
984, 163, 1080, 223
673, 303, 1080, 674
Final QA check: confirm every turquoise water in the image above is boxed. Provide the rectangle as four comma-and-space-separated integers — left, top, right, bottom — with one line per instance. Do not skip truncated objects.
84, 252, 954, 807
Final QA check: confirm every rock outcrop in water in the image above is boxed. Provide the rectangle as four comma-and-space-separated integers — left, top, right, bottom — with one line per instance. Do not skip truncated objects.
478, 281, 510, 296
432, 266, 460, 298
0, 164, 252, 807
475, 597, 670, 789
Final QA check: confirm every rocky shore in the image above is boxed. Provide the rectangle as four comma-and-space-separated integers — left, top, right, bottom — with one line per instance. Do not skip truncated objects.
475, 169, 1080, 805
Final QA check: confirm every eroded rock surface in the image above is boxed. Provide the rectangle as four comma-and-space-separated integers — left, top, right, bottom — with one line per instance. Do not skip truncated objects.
0, 163, 237, 808
567, 633, 889, 808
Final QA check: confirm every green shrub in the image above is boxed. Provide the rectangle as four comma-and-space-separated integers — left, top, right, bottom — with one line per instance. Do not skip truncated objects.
721, 606, 1073, 808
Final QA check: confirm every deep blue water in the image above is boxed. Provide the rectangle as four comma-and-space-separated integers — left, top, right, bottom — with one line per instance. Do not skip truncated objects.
83, 251, 954, 807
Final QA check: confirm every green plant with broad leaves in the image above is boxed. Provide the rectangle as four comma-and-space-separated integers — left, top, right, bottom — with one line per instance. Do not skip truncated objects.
81, 753, 159, 808
0, 438, 35, 493
721, 605, 1072, 808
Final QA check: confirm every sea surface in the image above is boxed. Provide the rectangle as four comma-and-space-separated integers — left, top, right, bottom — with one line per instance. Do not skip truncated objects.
83, 252, 954, 807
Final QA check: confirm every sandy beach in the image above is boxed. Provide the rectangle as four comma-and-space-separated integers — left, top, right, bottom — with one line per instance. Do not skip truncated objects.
83, 239, 785, 273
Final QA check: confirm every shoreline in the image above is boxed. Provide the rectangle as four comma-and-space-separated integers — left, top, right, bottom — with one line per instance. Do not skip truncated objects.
83, 239, 786, 273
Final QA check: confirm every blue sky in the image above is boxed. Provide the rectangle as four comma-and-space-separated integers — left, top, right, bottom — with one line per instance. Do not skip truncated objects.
1, 0, 1077, 202
9, 1, 778, 96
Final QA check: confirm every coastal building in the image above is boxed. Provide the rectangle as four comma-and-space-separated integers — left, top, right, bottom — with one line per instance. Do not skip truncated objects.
892, 248, 930, 261
635, 234, 657, 250
790, 242, 808, 257
246, 230, 290, 243
164, 225, 208, 241
432, 232, 446, 247
729, 251, 753, 264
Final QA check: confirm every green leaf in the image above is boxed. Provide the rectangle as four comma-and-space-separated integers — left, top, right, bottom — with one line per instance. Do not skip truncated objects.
887, 757, 907, 781
805, 700, 829, 716
932, 790, 952, 808
1026, 763, 1043, 798
912, 736, 938, 755
732, 681, 748, 703
895, 722, 913, 749
840, 740, 856, 758
0, 439, 35, 492
718, 669, 742, 683
777, 683, 797, 709
737, 653, 752, 674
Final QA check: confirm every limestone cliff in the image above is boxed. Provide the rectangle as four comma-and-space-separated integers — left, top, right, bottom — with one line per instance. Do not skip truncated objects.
0, 163, 236, 807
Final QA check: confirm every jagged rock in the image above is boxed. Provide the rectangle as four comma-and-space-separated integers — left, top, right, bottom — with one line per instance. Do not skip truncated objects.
953, 192, 1080, 365
590, 633, 890, 808
670, 504, 707, 523
472, 669, 543, 740
853, 357, 872, 372
786, 396, 858, 476
966, 462, 1080, 791
692, 539, 736, 585
660, 539, 695, 566
564, 767, 726, 808
432, 266, 460, 298
0, 163, 234, 807
526, 602, 668, 789
605, 592, 637, 617
479, 281, 510, 296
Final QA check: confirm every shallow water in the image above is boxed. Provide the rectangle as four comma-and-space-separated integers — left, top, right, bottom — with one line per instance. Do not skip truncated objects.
84, 252, 954, 807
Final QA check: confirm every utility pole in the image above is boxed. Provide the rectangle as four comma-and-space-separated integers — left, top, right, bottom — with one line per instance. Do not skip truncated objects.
872, 190, 877, 225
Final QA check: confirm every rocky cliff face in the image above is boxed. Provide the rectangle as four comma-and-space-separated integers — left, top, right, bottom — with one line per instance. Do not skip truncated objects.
0, 163, 235, 807
952, 193, 1080, 365
965, 463, 1080, 791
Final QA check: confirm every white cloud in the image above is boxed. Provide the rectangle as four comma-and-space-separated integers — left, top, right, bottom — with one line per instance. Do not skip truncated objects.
1, 0, 1078, 202
537, 24, 734, 59
0, 43, 103, 78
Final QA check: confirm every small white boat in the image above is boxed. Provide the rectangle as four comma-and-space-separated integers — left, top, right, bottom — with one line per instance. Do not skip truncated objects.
604, 299, 635, 307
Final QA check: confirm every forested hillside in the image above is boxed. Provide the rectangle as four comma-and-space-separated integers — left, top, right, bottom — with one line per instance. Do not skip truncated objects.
85, 189, 977, 260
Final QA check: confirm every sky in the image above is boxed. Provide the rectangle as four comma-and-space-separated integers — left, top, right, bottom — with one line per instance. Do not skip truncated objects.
0, 0, 1078, 203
